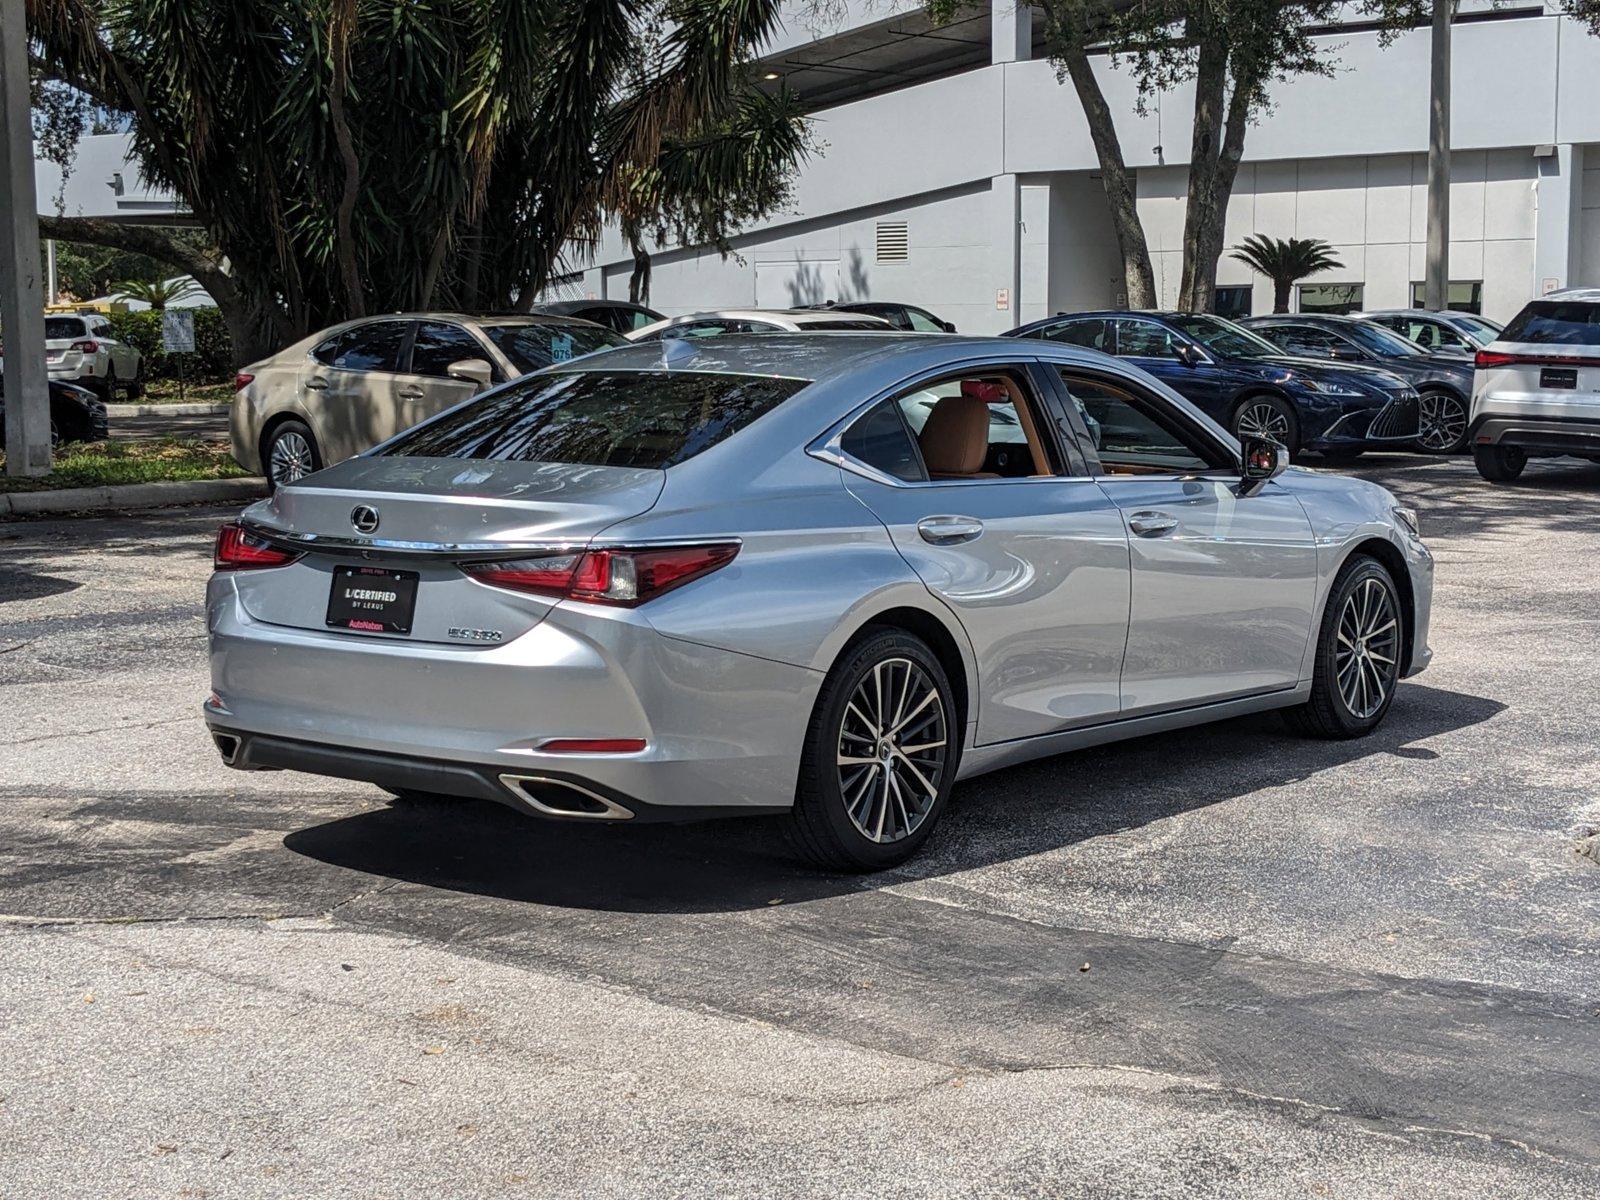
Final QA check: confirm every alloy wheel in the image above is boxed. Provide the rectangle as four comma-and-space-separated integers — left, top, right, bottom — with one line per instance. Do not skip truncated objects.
269, 430, 315, 485
1335, 577, 1399, 719
836, 657, 948, 844
1236, 401, 1290, 442
1416, 392, 1467, 452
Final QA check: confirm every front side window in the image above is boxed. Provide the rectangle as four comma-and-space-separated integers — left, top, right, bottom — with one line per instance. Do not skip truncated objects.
1262, 324, 1344, 356
839, 399, 925, 481
485, 322, 624, 373
906, 309, 945, 333
1114, 318, 1182, 359
410, 322, 488, 377
1165, 314, 1277, 359
380, 370, 807, 469
801, 318, 890, 331
1500, 301, 1600, 346
1338, 321, 1424, 358
333, 321, 411, 372
1056, 370, 1224, 476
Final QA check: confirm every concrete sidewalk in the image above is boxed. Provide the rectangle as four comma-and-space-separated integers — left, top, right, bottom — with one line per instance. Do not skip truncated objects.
0, 475, 264, 516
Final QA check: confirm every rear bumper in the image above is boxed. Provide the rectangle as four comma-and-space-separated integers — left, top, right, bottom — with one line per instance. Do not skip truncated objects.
1470, 412, 1600, 457
205, 576, 821, 811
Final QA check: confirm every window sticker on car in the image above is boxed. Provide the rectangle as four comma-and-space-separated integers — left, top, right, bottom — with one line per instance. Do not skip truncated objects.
551, 333, 575, 362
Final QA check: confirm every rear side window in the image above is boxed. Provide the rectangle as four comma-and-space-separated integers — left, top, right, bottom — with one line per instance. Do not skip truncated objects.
45, 317, 87, 339
802, 319, 888, 331
1500, 301, 1600, 345
1042, 319, 1113, 352
333, 321, 411, 372
485, 322, 624, 373
840, 400, 926, 481
381, 370, 808, 469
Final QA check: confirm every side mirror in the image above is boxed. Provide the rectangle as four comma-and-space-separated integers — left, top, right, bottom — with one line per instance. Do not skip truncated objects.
1175, 342, 1206, 367
1239, 435, 1288, 496
445, 357, 494, 387
1328, 345, 1364, 362
941, 320, 957, 333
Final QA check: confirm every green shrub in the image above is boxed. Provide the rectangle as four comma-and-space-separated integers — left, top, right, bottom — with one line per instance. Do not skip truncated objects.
104, 307, 233, 383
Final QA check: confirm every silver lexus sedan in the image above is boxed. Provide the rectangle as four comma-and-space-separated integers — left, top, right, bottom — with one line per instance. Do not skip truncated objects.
206, 334, 1433, 870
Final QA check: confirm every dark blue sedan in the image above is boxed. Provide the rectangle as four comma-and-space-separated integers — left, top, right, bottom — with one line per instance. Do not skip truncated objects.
1003, 311, 1421, 458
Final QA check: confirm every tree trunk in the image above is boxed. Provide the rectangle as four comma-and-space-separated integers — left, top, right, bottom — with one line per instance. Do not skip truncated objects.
627, 226, 652, 305
1273, 278, 1291, 313
1057, 43, 1157, 308
1182, 63, 1254, 315
1177, 30, 1227, 312
37, 216, 278, 365
325, 2, 366, 318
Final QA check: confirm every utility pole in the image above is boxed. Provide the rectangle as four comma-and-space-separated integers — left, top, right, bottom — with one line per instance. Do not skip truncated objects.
1424, 0, 1453, 312
1, 0, 52, 477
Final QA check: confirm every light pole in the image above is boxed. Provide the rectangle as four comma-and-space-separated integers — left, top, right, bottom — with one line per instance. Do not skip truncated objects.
1423, 0, 1454, 313
1, 0, 52, 477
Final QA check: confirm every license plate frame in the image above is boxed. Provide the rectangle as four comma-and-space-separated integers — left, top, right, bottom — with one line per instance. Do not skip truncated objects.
326, 565, 419, 634
1540, 366, 1578, 390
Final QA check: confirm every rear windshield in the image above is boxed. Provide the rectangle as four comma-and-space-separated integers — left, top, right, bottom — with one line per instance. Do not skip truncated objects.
484, 322, 625, 373
1501, 301, 1600, 345
380, 369, 808, 469
45, 317, 87, 339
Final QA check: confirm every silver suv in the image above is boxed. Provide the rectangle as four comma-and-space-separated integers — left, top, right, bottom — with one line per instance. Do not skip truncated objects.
1470, 290, 1600, 481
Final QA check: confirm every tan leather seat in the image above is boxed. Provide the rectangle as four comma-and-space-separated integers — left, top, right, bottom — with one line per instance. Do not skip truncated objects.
919, 394, 995, 478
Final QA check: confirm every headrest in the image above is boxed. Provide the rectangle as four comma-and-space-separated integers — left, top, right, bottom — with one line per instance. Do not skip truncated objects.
919, 394, 991, 476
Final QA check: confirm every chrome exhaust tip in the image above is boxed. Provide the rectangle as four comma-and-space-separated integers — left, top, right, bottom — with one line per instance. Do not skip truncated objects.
498, 774, 634, 821
211, 731, 242, 765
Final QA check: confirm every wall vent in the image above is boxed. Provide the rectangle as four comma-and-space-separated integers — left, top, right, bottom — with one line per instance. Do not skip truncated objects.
875, 221, 909, 263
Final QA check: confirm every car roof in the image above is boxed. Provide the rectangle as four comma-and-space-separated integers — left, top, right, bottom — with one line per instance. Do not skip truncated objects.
1536, 287, 1600, 303
1246, 313, 1357, 324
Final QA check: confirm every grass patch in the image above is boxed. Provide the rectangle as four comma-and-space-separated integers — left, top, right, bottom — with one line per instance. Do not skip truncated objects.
0, 437, 249, 493
121, 379, 235, 406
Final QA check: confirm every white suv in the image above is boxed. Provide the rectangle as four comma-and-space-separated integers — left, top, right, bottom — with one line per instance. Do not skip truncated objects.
44, 312, 143, 400
1470, 289, 1600, 481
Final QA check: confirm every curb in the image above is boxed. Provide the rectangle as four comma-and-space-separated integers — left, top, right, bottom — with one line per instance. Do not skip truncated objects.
107, 402, 230, 417
0, 476, 266, 517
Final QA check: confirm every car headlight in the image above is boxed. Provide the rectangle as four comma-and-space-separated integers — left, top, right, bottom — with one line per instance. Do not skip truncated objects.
1298, 378, 1366, 398
1393, 505, 1421, 537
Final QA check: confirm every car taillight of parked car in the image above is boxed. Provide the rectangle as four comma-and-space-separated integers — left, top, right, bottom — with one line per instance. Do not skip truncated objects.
234, 372, 255, 392
70, 339, 99, 354
461, 543, 739, 606
214, 522, 301, 571
1475, 348, 1600, 369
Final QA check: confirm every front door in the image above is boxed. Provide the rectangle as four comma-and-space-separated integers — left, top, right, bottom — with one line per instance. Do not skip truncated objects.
304, 319, 415, 464
404, 321, 494, 427
1114, 317, 1228, 423
1050, 367, 1318, 715
836, 363, 1132, 744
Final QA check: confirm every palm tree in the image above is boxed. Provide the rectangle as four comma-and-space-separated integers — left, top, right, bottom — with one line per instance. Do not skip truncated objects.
112, 277, 202, 311
1229, 236, 1345, 313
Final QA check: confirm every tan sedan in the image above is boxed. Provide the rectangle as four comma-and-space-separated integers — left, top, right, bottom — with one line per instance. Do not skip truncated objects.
230, 313, 626, 487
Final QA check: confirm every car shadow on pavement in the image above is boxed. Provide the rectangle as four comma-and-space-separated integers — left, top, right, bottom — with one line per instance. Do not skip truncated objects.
283, 682, 1506, 915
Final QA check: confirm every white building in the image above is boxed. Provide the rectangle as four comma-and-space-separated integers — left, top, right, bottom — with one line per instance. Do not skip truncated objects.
559, 0, 1600, 329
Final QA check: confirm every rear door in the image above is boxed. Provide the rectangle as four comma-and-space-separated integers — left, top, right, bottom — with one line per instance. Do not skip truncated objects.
834, 361, 1131, 743
1049, 366, 1317, 714
404, 320, 494, 426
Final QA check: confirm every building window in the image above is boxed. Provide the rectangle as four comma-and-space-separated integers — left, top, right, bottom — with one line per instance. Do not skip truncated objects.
875, 221, 909, 263
1212, 286, 1253, 320
1408, 280, 1483, 314
1298, 283, 1365, 315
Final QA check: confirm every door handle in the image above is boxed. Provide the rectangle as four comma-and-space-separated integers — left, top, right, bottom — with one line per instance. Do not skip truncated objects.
303, 377, 329, 391
917, 515, 984, 545
398, 386, 426, 401
1128, 511, 1179, 538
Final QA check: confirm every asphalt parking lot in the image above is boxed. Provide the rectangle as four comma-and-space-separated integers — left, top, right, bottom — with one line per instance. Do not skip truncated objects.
2, 454, 1598, 1198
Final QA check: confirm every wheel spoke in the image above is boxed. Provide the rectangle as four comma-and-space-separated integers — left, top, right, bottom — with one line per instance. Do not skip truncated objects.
837, 656, 947, 845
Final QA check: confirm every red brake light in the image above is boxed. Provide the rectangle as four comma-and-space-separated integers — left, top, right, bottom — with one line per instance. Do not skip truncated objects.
462, 543, 739, 606
234, 371, 256, 392
1474, 349, 1517, 369
1474, 349, 1600, 369
214, 522, 300, 570
70, 339, 99, 354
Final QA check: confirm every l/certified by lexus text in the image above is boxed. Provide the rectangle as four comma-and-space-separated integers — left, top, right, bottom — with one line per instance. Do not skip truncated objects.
206, 334, 1433, 870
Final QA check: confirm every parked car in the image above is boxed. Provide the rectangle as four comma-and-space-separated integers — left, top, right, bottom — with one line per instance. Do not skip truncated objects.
805, 300, 956, 332
206, 333, 1432, 870
1357, 308, 1504, 355
42, 311, 143, 400
1468, 289, 1600, 481
0, 378, 108, 446
531, 299, 663, 335
628, 309, 894, 341
231, 312, 627, 489
1004, 311, 1420, 458
1242, 313, 1476, 454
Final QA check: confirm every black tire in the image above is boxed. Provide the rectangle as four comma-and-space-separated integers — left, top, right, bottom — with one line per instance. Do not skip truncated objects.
263, 418, 322, 491
124, 365, 145, 401
1231, 394, 1300, 456
1283, 555, 1404, 740
788, 628, 960, 872
1474, 443, 1526, 482
96, 364, 117, 403
1414, 389, 1470, 454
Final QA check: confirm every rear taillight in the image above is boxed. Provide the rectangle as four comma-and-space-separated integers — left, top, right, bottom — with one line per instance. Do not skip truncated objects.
461, 543, 739, 606
214, 522, 300, 571
1474, 349, 1600, 369
1474, 349, 1515, 369
70, 339, 99, 354
234, 371, 255, 392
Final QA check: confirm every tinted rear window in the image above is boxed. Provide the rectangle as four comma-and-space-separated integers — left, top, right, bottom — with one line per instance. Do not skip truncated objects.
1501, 301, 1600, 345
802, 319, 889, 331
381, 370, 808, 469
45, 317, 87, 339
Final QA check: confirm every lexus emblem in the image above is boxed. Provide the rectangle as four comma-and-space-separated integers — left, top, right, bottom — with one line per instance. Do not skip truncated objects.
350, 505, 380, 535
